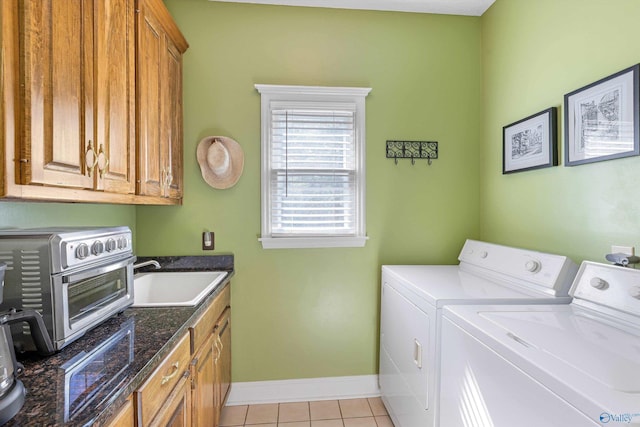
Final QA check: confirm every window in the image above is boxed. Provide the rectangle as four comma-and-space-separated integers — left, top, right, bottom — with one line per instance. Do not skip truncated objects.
255, 84, 371, 249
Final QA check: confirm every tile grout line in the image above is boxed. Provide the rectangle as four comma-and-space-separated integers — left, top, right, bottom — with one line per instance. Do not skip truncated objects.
235, 399, 390, 427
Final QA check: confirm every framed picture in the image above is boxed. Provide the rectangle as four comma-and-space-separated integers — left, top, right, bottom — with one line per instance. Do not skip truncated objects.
503, 107, 557, 174
564, 64, 640, 166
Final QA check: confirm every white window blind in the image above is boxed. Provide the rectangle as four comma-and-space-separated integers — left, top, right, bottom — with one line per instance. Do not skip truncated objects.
256, 85, 371, 249
271, 107, 356, 235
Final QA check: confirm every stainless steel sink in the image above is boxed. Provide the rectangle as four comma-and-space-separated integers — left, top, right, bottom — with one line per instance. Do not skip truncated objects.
132, 271, 228, 307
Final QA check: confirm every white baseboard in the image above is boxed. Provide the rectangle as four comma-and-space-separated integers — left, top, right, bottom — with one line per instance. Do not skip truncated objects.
226, 375, 380, 406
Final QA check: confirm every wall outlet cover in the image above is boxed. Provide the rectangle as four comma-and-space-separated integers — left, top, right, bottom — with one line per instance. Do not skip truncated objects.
202, 231, 215, 250
611, 245, 634, 256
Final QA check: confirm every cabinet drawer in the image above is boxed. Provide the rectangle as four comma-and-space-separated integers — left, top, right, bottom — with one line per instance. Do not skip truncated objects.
190, 282, 230, 353
136, 332, 191, 426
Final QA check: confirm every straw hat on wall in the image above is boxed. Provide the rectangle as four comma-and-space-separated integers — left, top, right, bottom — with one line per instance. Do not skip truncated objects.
196, 136, 244, 189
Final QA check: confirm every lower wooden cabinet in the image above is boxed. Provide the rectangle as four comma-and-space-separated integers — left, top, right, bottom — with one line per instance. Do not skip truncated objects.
106, 396, 135, 427
191, 334, 216, 426
132, 283, 231, 427
214, 308, 231, 422
190, 283, 231, 427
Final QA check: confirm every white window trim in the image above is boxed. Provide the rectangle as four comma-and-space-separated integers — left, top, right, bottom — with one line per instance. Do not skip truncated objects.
255, 84, 371, 249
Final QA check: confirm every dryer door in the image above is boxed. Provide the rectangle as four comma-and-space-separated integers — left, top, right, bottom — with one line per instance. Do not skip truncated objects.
380, 281, 430, 410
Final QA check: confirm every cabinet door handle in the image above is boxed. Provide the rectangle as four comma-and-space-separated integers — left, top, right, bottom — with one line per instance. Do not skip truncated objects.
413, 339, 422, 369
85, 141, 98, 177
97, 143, 109, 178
161, 166, 171, 197
214, 336, 221, 364
161, 165, 173, 197
161, 361, 180, 385
165, 166, 173, 188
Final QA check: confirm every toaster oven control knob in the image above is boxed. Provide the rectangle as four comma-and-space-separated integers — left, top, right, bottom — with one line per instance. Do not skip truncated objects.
76, 243, 90, 260
105, 238, 117, 252
91, 240, 105, 256
525, 260, 541, 273
117, 236, 128, 249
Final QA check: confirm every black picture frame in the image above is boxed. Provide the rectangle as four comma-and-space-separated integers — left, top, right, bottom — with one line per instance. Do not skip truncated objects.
564, 64, 640, 166
503, 107, 558, 174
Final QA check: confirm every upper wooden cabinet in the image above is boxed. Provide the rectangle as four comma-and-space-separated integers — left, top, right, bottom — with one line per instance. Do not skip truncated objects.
18, 0, 135, 193
137, 0, 187, 200
0, 0, 187, 204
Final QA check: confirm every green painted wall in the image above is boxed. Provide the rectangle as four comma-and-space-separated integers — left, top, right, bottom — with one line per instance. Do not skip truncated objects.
480, 0, 640, 262
0, 202, 136, 243
137, 1, 482, 381
8, 0, 636, 386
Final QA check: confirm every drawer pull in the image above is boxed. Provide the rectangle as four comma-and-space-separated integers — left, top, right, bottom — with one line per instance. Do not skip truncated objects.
161, 362, 180, 385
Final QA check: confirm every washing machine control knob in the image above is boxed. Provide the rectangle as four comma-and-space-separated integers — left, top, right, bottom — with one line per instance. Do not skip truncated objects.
479, 251, 488, 259
629, 286, 640, 299
590, 277, 608, 290
525, 260, 541, 273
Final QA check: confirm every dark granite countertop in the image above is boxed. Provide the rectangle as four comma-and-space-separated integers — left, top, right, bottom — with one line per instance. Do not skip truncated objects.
6, 255, 233, 427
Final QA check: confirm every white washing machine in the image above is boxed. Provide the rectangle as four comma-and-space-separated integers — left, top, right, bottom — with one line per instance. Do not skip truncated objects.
439, 261, 640, 427
379, 239, 578, 427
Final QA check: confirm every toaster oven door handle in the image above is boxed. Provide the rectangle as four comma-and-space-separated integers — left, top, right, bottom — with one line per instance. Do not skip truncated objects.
71, 289, 127, 320
62, 256, 135, 284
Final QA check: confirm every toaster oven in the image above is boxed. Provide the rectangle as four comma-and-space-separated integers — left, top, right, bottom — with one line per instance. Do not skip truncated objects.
0, 227, 135, 352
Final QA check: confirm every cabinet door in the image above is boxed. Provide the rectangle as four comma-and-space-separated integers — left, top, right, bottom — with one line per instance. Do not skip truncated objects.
136, 0, 186, 200
94, 0, 135, 193
21, 0, 95, 189
150, 372, 192, 427
215, 308, 231, 419
136, 0, 164, 197
191, 334, 216, 427
163, 38, 183, 199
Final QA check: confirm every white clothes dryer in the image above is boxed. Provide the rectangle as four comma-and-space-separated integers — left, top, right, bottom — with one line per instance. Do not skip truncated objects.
379, 239, 578, 427
439, 261, 640, 427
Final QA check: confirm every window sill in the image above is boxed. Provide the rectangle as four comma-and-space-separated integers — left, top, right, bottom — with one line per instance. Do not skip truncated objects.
259, 236, 368, 249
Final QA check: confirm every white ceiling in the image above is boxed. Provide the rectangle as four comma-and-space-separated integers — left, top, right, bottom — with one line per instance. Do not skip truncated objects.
208, 0, 496, 16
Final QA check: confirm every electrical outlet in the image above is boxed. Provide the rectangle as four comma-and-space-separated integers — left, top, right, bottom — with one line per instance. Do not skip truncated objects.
611, 245, 634, 255
202, 231, 215, 250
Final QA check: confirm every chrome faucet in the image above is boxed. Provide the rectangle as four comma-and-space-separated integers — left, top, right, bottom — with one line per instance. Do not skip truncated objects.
133, 260, 161, 272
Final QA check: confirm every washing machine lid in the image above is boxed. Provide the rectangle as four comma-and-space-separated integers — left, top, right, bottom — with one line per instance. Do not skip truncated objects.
443, 304, 640, 415
382, 265, 571, 308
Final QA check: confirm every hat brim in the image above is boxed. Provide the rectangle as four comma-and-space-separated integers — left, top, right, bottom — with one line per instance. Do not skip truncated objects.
196, 136, 245, 189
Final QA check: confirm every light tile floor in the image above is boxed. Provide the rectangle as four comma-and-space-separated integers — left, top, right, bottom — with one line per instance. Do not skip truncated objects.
220, 398, 394, 427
